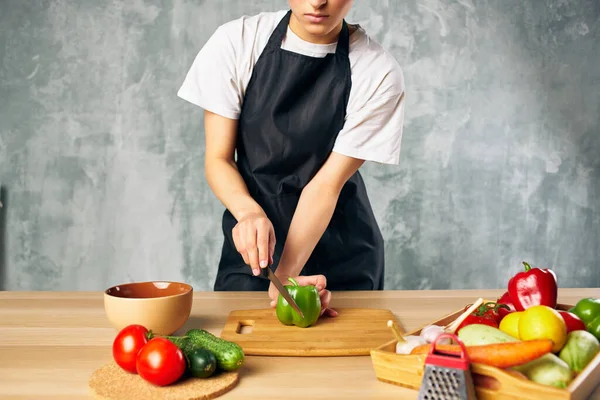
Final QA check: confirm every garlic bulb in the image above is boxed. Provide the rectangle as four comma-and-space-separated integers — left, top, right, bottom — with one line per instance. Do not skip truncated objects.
419, 325, 451, 344
395, 335, 428, 354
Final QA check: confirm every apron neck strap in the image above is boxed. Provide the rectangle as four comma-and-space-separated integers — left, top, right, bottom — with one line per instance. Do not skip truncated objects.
266, 9, 351, 57
336, 19, 350, 57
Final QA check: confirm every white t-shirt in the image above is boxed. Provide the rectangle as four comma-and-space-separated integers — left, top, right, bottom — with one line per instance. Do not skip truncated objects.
177, 10, 405, 165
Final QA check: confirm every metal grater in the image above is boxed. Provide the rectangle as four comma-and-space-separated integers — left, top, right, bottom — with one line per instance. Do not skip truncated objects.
417, 332, 478, 400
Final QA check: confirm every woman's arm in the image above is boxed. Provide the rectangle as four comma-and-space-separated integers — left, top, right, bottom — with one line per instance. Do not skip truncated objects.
274, 151, 365, 279
204, 110, 259, 220
204, 110, 275, 273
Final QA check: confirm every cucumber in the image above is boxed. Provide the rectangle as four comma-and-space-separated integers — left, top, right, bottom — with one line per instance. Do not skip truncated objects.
187, 348, 217, 378
457, 323, 520, 346
185, 329, 244, 371
165, 335, 197, 354
164, 335, 216, 378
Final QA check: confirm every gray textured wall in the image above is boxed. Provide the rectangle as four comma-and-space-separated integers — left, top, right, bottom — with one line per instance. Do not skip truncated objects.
1, 0, 598, 292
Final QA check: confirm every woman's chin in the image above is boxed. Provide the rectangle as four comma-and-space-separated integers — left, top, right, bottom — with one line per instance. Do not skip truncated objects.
301, 24, 342, 43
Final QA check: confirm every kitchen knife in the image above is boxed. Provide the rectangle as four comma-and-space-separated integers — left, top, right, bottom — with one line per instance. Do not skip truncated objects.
262, 266, 305, 319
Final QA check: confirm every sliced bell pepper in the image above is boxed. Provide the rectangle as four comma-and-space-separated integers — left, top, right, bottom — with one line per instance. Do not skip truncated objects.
569, 298, 600, 341
275, 277, 321, 328
507, 261, 558, 311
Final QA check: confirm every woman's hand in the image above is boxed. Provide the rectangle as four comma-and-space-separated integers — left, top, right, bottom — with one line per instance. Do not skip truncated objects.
232, 211, 276, 276
268, 274, 338, 317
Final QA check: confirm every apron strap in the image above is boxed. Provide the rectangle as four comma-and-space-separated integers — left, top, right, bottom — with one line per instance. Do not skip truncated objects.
335, 20, 350, 58
264, 10, 293, 51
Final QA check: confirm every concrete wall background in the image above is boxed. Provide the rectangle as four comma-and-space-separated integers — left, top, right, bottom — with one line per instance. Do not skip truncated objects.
0, 0, 598, 291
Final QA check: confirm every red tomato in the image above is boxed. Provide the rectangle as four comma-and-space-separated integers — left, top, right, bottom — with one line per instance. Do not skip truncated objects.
558, 310, 587, 333
457, 302, 510, 328
456, 314, 498, 332
112, 324, 150, 373
136, 337, 186, 386
481, 302, 512, 324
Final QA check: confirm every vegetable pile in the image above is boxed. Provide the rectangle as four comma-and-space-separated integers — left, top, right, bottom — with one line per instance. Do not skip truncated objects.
394, 261, 600, 390
111, 324, 244, 386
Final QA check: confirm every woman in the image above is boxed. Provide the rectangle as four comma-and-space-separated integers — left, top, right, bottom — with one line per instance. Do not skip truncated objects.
177, 0, 405, 316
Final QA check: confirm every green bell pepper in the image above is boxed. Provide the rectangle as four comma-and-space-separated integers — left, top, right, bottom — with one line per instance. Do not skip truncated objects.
569, 298, 600, 341
275, 277, 321, 328
586, 318, 600, 342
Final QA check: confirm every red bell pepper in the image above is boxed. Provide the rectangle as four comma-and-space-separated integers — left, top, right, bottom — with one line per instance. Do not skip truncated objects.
507, 261, 558, 311
497, 291, 516, 319
557, 310, 586, 334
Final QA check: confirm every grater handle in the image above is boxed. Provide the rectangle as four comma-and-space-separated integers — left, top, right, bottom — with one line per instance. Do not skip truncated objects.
428, 333, 470, 362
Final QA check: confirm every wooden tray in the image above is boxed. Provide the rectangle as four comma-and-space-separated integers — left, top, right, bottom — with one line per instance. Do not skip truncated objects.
219, 307, 397, 356
370, 302, 600, 400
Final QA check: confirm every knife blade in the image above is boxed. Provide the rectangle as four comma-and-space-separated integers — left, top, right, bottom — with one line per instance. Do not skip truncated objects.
262, 266, 305, 319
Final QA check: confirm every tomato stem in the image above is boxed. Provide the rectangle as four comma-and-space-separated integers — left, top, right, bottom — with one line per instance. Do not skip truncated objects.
474, 302, 510, 316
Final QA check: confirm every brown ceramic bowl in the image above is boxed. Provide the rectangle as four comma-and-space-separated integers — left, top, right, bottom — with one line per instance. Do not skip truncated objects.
104, 281, 193, 335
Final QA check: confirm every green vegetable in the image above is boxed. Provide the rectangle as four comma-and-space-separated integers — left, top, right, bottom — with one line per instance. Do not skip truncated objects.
163, 335, 197, 354
512, 353, 574, 389
162, 335, 217, 378
569, 298, 600, 326
186, 348, 217, 378
558, 330, 600, 374
587, 318, 600, 342
185, 329, 244, 371
457, 323, 520, 346
569, 298, 600, 341
275, 277, 321, 328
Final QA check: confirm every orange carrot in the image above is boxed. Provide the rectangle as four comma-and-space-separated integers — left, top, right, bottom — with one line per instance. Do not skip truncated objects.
409, 339, 553, 368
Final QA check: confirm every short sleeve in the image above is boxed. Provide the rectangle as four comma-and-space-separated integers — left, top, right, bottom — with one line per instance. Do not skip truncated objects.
177, 26, 242, 120
332, 66, 405, 165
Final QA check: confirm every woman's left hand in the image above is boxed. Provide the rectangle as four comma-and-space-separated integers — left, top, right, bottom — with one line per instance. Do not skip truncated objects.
268, 274, 338, 317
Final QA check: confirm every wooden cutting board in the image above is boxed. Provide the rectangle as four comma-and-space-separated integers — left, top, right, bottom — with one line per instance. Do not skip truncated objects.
88, 362, 239, 400
219, 307, 398, 356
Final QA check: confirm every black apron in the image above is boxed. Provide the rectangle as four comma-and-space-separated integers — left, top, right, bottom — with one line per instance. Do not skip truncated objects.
213, 10, 385, 292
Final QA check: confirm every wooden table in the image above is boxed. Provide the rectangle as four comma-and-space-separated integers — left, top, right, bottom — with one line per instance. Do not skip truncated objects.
1, 288, 600, 399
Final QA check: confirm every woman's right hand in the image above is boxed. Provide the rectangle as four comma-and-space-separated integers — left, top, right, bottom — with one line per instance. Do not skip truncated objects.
232, 212, 276, 276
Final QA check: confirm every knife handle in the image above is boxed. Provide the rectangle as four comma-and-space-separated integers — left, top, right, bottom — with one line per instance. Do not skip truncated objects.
261, 266, 270, 278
